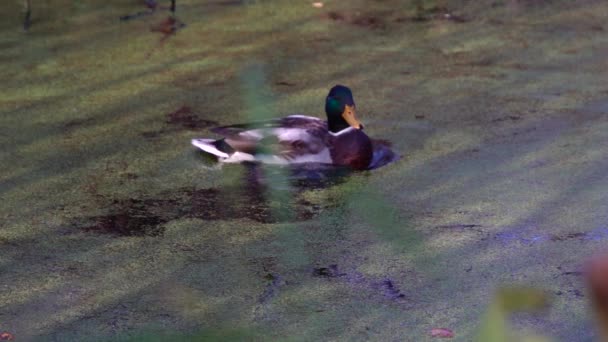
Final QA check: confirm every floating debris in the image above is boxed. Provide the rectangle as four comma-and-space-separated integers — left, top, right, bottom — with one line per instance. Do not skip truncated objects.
430, 328, 454, 338
275, 81, 296, 86
492, 115, 522, 122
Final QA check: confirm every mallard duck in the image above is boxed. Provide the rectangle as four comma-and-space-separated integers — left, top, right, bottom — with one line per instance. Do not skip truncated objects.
192, 85, 374, 170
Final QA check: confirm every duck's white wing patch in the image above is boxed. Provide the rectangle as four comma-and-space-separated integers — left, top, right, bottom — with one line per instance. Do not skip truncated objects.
251, 148, 332, 165
285, 114, 323, 121
290, 148, 332, 164
329, 126, 356, 136
223, 151, 256, 163
191, 139, 229, 158
194, 115, 331, 165
237, 127, 321, 147
238, 129, 265, 140
273, 128, 313, 142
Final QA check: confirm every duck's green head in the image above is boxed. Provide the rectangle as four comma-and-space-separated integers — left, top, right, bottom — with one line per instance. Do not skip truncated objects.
325, 85, 363, 133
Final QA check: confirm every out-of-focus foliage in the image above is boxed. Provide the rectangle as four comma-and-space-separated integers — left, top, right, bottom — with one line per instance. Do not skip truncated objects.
477, 287, 551, 342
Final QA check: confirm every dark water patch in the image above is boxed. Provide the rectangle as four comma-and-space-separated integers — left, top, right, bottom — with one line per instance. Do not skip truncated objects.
123, 173, 139, 180
405, 5, 469, 23
285, 164, 352, 189
166, 106, 217, 130
209, 0, 248, 5
248, 256, 278, 278
120, 10, 154, 21
296, 200, 323, 220
142, 106, 218, 139
551, 228, 608, 242
325, 11, 386, 30
62, 117, 97, 131
144, 0, 160, 9
76, 183, 326, 237
312, 264, 345, 278
223, 161, 352, 192
120, 0, 175, 21
492, 115, 522, 123
568, 289, 585, 298
120, 0, 157, 21
584, 227, 608, 241
352, 16, 385, 30
493, 230, 549, 245
437, 224, 482, 230
368, 139, 400, 170
275, 81, 296, 86
141, 130, 164, 139
151, 16, 186, 37
466, 57, 496, 67
554, 288, 585, 298
81, 198, 176, 237
376, 279, 407, 300
77, 137, 397, 237
310, 264, 408, 303
591, 25, 604, 32
84, 213, 166, 237
326, 11, 346, 21
550, 232, 586, 242
184, 187, 277, 223
258, 273, 284, 304
493, 227, 608, 246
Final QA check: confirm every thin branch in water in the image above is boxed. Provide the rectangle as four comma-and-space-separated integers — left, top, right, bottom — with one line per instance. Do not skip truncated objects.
119, 10, 155, 21
23, 0, 31, 31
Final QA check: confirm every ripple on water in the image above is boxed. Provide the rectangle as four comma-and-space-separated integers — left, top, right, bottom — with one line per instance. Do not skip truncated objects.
493, 226, 608, 246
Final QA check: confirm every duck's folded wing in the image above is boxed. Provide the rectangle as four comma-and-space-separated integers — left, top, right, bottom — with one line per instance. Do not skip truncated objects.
212, 116, 330, 162
211, 115, 325, 136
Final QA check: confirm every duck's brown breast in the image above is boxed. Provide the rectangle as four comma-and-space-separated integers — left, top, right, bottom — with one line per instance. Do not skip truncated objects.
329, 129, 373, 170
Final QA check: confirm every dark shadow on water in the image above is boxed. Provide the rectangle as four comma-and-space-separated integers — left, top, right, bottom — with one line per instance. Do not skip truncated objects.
267, 163, 353, 190
368, 139, 400, 170
77, 176, 325, 237
77, 140, 398, 238
82, 198, 170, 237
195, 137, 400, 188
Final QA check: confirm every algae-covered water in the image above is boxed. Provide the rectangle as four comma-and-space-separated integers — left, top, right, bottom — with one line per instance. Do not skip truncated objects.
2, 0, 608, 340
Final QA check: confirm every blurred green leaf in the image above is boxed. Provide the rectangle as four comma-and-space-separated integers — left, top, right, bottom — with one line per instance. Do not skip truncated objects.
477, 287, 551, 342
240, 63, 294, 221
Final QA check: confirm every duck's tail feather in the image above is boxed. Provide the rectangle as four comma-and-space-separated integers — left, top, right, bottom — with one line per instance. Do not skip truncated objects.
191, 138, 234, 158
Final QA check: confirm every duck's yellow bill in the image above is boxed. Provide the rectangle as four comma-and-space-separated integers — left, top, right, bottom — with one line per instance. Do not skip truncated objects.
342, 105, 363, 129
